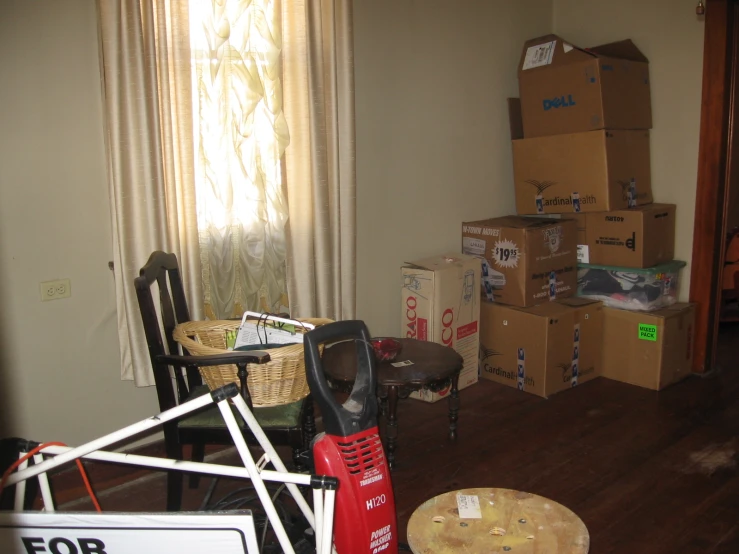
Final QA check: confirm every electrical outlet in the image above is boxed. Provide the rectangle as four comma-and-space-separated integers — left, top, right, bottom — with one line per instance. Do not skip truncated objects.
40, 278, 71, 301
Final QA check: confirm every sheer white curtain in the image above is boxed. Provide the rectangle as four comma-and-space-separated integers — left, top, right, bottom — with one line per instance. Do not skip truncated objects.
98, 0, 356, 384
191, 0, 291, 320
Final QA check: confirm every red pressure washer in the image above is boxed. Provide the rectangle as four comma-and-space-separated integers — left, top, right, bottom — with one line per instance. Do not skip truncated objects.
304, 321, 398, 554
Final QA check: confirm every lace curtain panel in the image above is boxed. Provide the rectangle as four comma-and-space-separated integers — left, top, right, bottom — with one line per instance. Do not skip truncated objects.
191, 0, 291, 320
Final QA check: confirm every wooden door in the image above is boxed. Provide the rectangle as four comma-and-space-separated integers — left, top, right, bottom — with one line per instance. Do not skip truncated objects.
690, 0, 739, 372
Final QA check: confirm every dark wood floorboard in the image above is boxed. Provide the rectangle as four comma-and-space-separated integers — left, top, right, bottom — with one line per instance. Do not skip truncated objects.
16, 323, 739, 553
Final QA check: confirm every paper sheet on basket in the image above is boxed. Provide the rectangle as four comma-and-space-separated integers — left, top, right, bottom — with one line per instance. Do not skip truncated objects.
233, 322, 304, 350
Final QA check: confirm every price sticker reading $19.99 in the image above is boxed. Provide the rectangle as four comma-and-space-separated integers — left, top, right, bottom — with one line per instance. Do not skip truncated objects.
493, 240, 519, 268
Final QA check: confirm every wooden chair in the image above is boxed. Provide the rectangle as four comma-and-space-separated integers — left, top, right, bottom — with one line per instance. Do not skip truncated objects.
134, 251, 316, 511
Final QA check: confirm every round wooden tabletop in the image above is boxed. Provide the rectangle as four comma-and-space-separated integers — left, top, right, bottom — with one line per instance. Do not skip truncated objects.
407, 488, 590, 554
321, 338, 463, 387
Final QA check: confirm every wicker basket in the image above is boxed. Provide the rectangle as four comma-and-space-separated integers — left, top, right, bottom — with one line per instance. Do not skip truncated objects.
173, 318, 333, 407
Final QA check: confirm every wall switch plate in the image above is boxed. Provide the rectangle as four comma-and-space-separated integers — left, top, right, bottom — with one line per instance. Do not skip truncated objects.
40, 278, 71, 301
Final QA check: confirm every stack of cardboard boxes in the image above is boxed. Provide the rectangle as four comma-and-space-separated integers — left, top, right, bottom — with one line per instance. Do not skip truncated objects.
507, 34, 694, 392
401, 35, 696, 402
460, 213, 600, 398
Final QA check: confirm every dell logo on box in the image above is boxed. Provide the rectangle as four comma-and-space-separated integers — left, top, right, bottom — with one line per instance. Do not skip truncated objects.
543, 95, 576, 111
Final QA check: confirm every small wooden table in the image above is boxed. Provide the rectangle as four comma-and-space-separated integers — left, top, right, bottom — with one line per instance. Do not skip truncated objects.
407, 488, 590, 553
321, 338, 463, 469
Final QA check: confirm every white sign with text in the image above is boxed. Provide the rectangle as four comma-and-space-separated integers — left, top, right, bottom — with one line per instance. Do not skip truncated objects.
0, 511, 259, 554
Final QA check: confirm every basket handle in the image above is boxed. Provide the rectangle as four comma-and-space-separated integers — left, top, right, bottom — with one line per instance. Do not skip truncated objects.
241, 311, 316, 331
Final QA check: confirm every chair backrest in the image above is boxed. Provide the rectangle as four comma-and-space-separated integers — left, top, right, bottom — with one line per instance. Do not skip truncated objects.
134, 251, 201, 412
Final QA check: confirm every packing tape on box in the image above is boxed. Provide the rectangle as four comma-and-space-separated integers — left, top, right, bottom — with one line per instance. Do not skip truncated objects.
548, 270, 557, 301
628, 178, 637, 208
571, 192, 581, 213
517, 347, 526, 390
571, 322, 580, 387
480, 259, 495, 302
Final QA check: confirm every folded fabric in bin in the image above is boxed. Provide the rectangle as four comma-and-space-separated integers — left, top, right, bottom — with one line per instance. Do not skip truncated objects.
577, 260, 686, 311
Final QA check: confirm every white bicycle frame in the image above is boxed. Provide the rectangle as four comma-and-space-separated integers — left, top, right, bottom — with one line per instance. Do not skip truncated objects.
3, 384, 336, 554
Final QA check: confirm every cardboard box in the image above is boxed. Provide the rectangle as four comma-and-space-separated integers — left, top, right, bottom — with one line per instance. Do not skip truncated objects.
401, 254, 481, 402
518, 34, 652, 138
571, 214, 587, 245
575, 204, 676, 267
462, 216, 577, 307
568, 214, 589, 262
478, 297, 603, 398
602, 303, 695, 390
513, 129, 653, 214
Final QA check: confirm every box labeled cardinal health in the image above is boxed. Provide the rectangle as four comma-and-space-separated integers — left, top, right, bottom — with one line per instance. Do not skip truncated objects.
512, 129, 653, 214
478, 297, 603, 398
401, 254, 481, 402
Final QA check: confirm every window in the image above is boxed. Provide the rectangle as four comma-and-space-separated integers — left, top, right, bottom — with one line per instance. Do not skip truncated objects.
188, 1, 291, 319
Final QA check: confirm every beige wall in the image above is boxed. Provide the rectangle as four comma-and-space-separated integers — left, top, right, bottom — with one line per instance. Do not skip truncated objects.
0, 0, 159, 445
353, 0, 553, 336
553, 0, 705, 299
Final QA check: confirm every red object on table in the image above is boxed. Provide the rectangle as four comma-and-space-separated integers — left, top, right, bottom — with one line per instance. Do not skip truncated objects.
371, 338, 402, 362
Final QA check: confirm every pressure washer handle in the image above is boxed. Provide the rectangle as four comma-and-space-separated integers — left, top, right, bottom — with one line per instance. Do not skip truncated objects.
304, 320, 378, 437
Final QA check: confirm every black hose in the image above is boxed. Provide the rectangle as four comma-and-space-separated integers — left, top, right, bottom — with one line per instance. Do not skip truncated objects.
198, 477, 220, 511
205, 483, 298, 553
260, 484, 287, 552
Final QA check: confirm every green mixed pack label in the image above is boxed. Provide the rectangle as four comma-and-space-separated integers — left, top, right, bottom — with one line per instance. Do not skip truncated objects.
638, 323, 658, 341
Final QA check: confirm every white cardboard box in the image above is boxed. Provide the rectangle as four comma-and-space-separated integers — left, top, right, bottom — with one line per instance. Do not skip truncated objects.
401, 253, 481, 402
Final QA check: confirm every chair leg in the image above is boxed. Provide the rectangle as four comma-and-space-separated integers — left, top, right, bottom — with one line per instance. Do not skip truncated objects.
293, 447, 304, 471
188, 443, 205, 489
294, 396, 316, 473
164, 434, 184, 512
303, 396, 317, 451
167, 471, 184, 512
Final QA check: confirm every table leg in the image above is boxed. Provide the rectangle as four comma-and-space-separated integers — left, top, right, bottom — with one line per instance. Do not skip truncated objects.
448, 372, 460, 440
379, 394, 388, 418
385, 385, 399, 470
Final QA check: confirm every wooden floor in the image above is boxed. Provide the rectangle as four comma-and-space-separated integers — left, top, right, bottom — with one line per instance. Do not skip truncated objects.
31, 323, 739, 553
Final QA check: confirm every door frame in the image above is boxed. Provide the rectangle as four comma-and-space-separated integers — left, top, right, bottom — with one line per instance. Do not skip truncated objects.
690, 0, 738, 372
